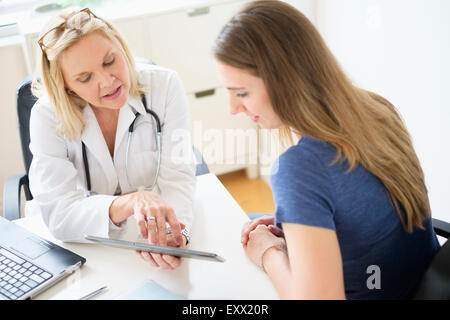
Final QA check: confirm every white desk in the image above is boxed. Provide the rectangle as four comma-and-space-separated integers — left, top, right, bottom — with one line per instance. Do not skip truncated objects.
15, 173, 279, 300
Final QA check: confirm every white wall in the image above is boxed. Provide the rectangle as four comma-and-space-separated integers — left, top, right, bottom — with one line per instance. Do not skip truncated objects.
0, 42, 28, 216
283, 0, 316, 22
315, 0, 450, 222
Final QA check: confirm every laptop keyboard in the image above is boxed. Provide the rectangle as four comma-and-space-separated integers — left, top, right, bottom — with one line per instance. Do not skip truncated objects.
0, 247, 53, 300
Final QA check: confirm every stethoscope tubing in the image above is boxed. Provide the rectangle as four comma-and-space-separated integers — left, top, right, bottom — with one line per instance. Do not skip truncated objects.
82, 93, 162, 196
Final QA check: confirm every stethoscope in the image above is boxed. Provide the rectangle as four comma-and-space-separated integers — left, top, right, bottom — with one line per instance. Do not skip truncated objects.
81, 94, 162, 196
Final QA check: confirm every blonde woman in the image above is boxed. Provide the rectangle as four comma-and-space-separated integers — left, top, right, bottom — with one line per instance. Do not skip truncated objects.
213, 1, 440, 299
29, 8, 195, 270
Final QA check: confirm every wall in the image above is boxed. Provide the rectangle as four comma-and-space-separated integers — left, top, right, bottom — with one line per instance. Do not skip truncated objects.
283, 0, 316, 21
0, 41, 28, 216
315, 0, 450, 222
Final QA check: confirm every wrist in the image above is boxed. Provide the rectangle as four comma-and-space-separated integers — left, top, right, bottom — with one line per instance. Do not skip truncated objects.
261, 244, 286, 273
109, 194, 132, 225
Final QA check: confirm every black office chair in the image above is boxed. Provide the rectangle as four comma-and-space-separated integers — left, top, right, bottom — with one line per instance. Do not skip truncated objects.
411, 220, 450, 299
3, 75, 209, 222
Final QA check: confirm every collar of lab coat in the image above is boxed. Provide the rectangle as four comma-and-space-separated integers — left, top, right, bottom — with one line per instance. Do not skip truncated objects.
80, 95, 146, 193
127, 94, 147, 116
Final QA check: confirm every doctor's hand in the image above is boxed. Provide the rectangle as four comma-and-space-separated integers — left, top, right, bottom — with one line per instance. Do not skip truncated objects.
135, 230, 187, 269
241, 215, 284, 246
130, 190, 184, 247
109, 189, 184, 248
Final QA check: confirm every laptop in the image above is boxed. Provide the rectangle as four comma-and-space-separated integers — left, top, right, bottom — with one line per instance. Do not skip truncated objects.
0, 216, 86, 300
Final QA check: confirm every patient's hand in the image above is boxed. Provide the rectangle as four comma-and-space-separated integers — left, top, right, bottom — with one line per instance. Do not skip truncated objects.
241, 215, 284, 245
244, 225, 287, 269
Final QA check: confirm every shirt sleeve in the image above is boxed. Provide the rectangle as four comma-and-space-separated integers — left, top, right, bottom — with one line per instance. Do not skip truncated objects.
272, 144, 336, 231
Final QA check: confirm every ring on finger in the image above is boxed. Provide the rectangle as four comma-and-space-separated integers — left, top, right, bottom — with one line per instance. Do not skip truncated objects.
146, 216, 156, 222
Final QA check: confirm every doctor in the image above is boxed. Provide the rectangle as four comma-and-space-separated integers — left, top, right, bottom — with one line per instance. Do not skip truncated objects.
29, 8, 195, 270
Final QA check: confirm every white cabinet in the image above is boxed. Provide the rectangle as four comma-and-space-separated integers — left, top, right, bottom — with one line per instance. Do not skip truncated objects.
144, 0, 258, 176
110, 18, 147, 59
144, 1, 245, 94
188, 88, 258, 176
22, 32, 39, 75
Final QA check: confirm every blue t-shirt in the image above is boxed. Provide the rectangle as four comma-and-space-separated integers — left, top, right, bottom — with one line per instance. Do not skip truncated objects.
272, 136, 440, 300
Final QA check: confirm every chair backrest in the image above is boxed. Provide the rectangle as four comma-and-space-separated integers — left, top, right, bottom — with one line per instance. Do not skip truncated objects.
16, 75, 37, 176
193, 147, 209, 176
411, 238, 450, 299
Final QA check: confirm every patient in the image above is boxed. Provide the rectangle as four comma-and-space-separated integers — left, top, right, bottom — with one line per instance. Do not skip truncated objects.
213, 0, 440, 299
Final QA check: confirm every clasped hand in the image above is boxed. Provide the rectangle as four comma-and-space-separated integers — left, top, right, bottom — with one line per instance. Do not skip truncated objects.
241, 215, 286, 269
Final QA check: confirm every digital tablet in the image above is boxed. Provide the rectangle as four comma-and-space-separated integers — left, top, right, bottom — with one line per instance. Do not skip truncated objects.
84, 235, 225, 263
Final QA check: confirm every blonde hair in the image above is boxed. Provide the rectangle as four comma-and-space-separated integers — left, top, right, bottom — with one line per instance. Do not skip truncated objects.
213, 0, 430, 233
32, 8, 146, 140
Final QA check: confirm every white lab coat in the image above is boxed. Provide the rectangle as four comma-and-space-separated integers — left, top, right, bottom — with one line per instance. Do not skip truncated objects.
28, 64, 196, 242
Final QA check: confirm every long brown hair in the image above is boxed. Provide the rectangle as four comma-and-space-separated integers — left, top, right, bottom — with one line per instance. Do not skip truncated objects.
213, 0, 430, 233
